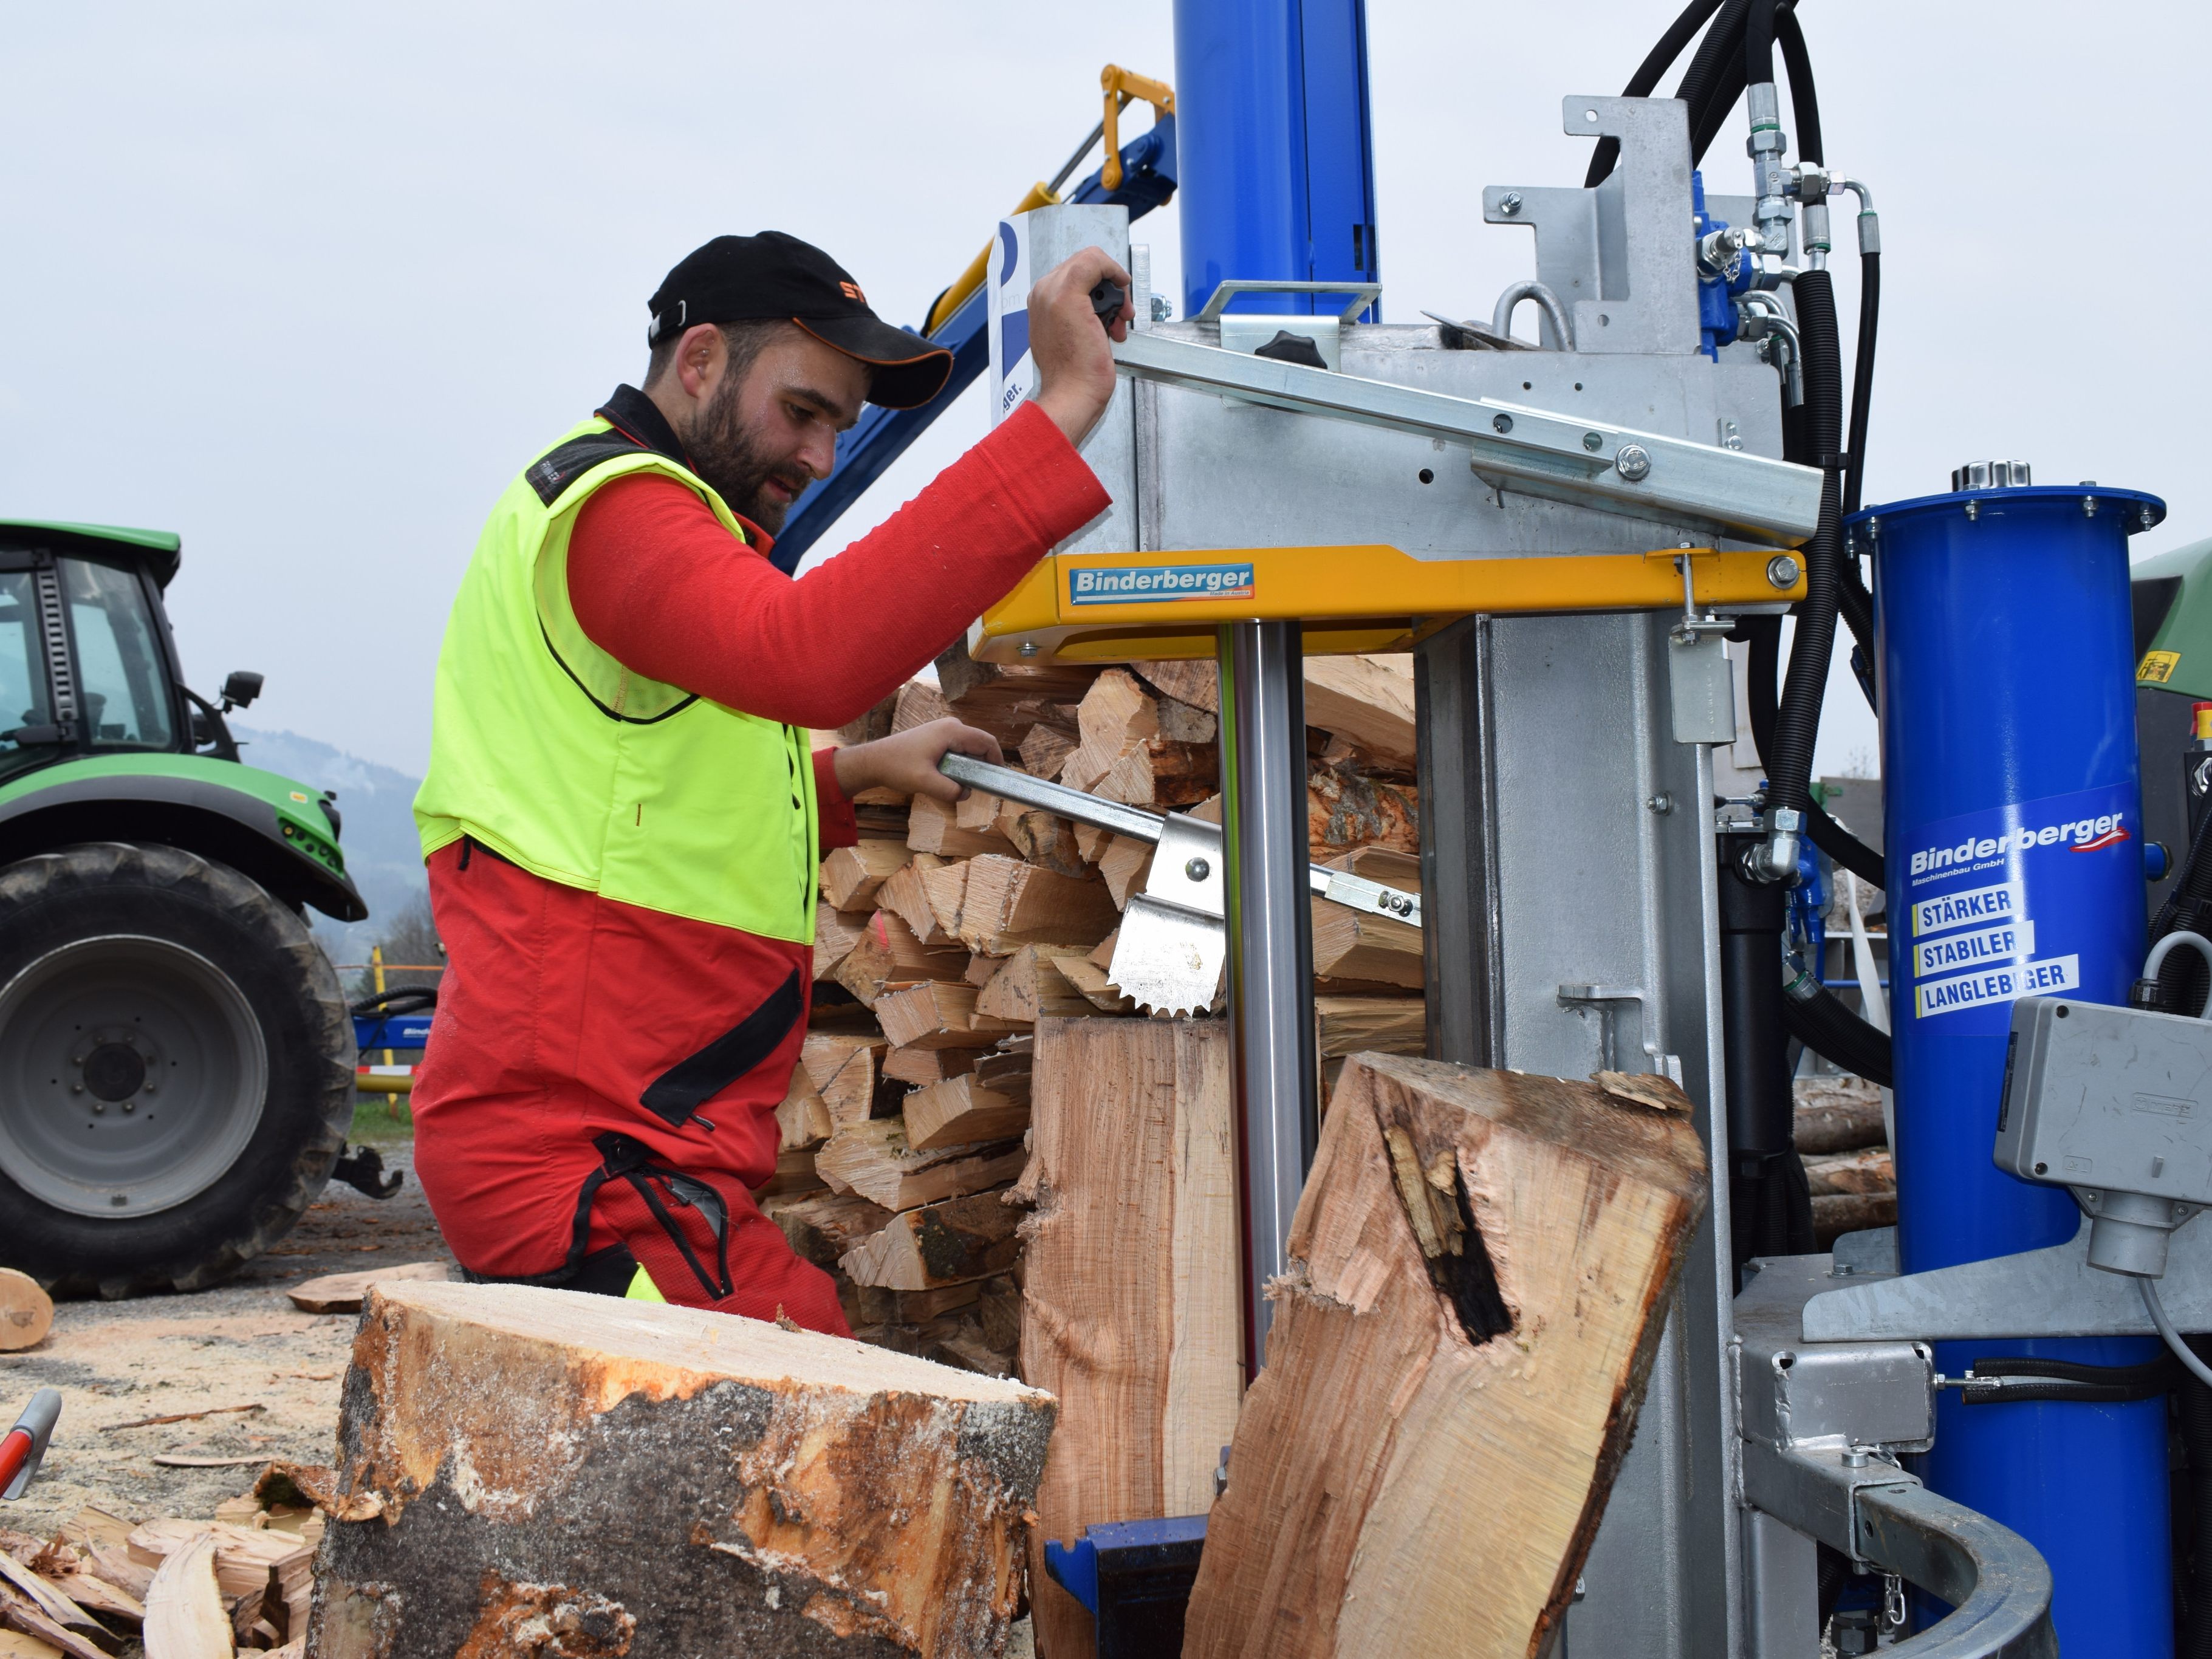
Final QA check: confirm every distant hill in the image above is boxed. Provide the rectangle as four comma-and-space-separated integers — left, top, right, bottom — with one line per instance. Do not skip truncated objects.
230, 725, 424, 965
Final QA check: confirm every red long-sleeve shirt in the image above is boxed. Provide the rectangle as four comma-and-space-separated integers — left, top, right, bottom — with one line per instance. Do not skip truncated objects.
413, 397, 1109, 1299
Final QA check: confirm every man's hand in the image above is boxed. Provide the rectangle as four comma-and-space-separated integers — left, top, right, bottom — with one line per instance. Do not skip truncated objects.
833, 717, 1002, 803
1029, 247, 1132, 447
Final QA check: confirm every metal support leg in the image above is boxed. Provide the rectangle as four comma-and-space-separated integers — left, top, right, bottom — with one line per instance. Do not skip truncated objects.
1218, 620, 1317, 1369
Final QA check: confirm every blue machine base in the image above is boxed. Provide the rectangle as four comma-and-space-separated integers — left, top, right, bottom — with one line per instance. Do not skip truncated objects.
1043, 1514, 1208, 1657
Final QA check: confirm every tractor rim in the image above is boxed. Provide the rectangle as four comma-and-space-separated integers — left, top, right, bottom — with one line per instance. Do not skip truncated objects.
0, 934, 268, 1217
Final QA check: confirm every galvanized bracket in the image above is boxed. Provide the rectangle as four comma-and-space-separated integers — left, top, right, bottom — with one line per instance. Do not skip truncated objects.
1803, 1211, 2212, 1341
1108, 329, 1821, 545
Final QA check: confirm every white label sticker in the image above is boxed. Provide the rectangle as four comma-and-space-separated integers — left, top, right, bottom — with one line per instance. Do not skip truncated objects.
1914, 954, 2080, 1020
1912, 919, 2036, 980
987, 218, 1034, 423
1911, 878, 2028, 939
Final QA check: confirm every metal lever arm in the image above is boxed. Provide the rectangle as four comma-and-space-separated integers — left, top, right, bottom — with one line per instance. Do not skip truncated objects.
937, 753, 1421, 925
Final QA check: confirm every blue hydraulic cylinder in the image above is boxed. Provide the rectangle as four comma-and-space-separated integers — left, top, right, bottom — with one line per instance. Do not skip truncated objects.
1171, 0, 1378, 319
1862, 478, 2169, 1654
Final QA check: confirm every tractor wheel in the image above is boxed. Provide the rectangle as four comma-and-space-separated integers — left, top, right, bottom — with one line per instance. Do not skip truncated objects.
0, 842, 355, 1296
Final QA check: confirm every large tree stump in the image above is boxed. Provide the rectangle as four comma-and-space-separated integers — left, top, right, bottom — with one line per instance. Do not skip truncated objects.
309, 1281, 1054, 1657
1015, 1018, 1242, 1657
1182, 1055, 1708, 1659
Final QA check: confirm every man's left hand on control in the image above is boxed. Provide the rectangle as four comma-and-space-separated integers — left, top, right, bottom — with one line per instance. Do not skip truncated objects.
833, 717, 1001, 802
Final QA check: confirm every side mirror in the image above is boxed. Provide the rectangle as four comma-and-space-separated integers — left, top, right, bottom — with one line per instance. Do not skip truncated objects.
220, 671, 264, 713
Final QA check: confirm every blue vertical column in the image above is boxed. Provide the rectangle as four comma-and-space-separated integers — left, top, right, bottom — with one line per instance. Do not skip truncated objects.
1171, 0, 1378, 319
1171, 0, 1379, 1371
1865, 477, 2172, 1654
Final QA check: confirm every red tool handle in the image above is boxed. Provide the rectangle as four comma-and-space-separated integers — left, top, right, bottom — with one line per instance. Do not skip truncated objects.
0, 1429, 30, 1494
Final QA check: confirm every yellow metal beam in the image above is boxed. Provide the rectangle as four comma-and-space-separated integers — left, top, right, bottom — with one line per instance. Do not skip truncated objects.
925, 181, 1061, 338
972, 543, 1800, 663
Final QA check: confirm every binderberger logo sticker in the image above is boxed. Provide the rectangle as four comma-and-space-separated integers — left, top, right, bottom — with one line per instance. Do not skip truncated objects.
1069, 564, 1256, 606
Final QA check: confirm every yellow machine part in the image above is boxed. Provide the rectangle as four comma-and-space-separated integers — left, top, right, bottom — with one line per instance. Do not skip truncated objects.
971, 543, 1803, 663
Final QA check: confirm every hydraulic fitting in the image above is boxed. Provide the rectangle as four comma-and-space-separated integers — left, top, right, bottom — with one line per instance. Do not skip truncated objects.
1750, 809, 1803, 883
1744, 83, 1793, 255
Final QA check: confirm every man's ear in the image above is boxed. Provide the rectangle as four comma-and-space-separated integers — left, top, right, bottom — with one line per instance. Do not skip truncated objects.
671, 322, 726, 404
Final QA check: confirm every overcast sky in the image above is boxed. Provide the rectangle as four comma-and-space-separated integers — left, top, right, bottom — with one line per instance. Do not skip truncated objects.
0, 2, 2200, 779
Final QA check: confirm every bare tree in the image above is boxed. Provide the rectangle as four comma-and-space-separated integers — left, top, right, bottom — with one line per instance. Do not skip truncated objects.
349, 891, 443, 1005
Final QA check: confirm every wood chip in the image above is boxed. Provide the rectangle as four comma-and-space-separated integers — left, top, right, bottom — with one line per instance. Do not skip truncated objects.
101, 1404, 265, 1434
286, 1260, 451, 1315
139, 1531, 232, 1659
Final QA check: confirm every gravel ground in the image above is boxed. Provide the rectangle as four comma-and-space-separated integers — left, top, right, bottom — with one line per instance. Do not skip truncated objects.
0, 1142, 448, 1536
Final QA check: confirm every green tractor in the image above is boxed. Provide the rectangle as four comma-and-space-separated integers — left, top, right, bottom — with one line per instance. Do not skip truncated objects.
0, 521, 368, 1296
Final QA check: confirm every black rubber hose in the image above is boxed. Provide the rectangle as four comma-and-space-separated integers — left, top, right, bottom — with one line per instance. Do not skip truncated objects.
1783, 964, 1894, 1087
1774, 4, 1821, 163
1961, 1379, 2166, 1405
1844, 253, 1879, 515
1688, 49, 1751, 166
2182, 1335, 2212, 1655
1675, 0, 1752, 129
1586, 0, 1727, 186
1766, 269, 1843, 829
351, 987, 438, 1017
1742, 614, 1885, 884
1742, 0, 1778, 101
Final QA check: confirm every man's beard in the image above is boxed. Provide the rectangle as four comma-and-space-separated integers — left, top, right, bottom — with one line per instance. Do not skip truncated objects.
684, 376, 813, 533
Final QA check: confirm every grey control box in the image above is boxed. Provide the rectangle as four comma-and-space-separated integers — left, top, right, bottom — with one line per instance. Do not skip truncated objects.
1997, 997, 2212, 1201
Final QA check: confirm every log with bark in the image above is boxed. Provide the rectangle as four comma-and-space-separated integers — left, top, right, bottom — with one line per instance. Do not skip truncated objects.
839, 1192, 1023, 1290
761, 1191, 894, 1269
309, 1281, 1055, 1658
1016, 1018, 1241, 1658
1182, 1055, 1708, 1659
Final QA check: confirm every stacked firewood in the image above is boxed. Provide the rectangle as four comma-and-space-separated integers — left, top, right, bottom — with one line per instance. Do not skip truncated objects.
765, 645, 1428, 1376
1797, 1075, 1895, 1247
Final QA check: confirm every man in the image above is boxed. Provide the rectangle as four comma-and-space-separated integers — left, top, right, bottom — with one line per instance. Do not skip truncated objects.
411, 230, 1129, 1331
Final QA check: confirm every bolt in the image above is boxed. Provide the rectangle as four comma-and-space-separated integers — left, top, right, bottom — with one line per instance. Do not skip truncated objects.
1582, 431, 1603, 452
120, 1100, 135, 1113
1964, 499, 1979, 522
1019, 641, 1039, 658
1491, 412, 1514, 435
1149, 294, 1172, 321
2083, 496, 2099, 518
1841, 1446, 1871, 1468
1185, 857, 1210, 882
90, 1100, 104, 1114
1648, 793, 1674, 815
1498, 191, 1522, 217
1614, 443, 1652, 482
70, 1083, 83, 1094
2143, 505, 2157, 530
1765, 553, 1801, 589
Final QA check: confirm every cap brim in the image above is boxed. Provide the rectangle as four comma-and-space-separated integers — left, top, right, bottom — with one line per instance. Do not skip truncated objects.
795, 316, 955, 409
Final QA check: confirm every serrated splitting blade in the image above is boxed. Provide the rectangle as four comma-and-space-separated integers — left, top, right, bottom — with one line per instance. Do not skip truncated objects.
1106, 813, 1228, 1014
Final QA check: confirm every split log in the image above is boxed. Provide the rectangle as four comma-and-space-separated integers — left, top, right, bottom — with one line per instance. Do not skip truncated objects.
1310, 900, 1422, 989
775, 1064, 834, 1151
933, 646, 1100, 747
908, 795, 1018, 859
830, 912, 968, 1005
1007, 811, 1089, 878
800, 1034, 887, 1131
1016, 1018, 1241, 1658
891, 679, 951, 732
1057, 959, 1137, 1013
1313, 995, 1427, 1058
816, 1120, 1027, 1212
1017, 725, 1077, 780
1129, 659, 1218, 714
850, 1282, 982, 1326
883, 1045, 981, 1087
762, 1191, 894, 1268
812, 904, 871, 983
1301, 654, 1416, 768
135, 1519, 312, 1650
906, 1074, 1032, 1153
974, 947, 1096, 1024
819, 840, 909, 911
839, 1191, 1023, 1290
1307, 759, 1419, 860
830, 690, 899, 747
875, 983, 1024, 1051
0, 1558, 100, 1655
756, 1147, 826, 1197
0, 1270, 52, 1353
1182, 1055, 1708, 1659
309, 1281, 1055, 1658
287, 1262, 453, 1316
879, 855, 963, 948
1096, 836, 1153, 908
956, 856, 1120, 955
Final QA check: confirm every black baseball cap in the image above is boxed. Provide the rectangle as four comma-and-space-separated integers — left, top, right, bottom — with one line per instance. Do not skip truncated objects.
646, 231, 953, 410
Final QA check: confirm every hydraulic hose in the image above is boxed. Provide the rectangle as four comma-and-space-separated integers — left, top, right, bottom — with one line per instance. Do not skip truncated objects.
1765, 269, 1843, 835
1742, 0, 1778, 102
1773, 4, 1821, 164
1844, 251, 1879, 515
1783, 958, 1894, 1086
1742, 614, 1884, 885
1586, 0, 1727, 186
